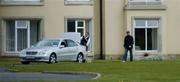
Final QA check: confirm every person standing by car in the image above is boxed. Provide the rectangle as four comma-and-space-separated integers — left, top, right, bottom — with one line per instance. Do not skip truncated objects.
80, 32, 90, 51
85, 32, 90, 51
122, 31, 134, 62
80, 36, 87, 46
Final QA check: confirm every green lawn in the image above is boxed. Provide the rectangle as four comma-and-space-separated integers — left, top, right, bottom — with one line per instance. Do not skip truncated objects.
0, 57, 180, 82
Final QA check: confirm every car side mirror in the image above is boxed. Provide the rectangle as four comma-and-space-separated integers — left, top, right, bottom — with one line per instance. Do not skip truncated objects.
59, 45, 65, 49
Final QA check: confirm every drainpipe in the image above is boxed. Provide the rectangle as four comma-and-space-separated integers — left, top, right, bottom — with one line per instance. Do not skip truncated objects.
100, 0, 103, 59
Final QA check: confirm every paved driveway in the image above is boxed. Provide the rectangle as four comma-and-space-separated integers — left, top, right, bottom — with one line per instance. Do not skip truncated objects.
0, 67, 100, 81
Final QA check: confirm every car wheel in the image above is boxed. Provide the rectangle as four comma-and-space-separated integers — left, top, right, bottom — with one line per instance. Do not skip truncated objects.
21, 61, 30, 64
77, 53, 85, 63
48, 54, 57, 64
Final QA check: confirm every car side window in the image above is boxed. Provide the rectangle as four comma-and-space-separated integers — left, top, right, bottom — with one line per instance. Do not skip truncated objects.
52, 41, 59, 47
61, 40, 67, 47
66, 39, 78, 47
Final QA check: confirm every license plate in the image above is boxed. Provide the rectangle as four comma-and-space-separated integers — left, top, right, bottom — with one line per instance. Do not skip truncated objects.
26, 56, 35, 59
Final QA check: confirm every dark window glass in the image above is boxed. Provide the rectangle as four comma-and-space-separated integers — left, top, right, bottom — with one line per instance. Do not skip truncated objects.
77, 28, 84, 36
147, 28, 158, 50
77, 21, 84, 27
67, 20, 75, 32
135, 28, 145, 50
17, 29, 27, 51
6, 20, 15, 51
30, 20, 39, 46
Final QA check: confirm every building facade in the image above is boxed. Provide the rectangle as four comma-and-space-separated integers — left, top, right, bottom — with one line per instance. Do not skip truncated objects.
0, 0, 180, 60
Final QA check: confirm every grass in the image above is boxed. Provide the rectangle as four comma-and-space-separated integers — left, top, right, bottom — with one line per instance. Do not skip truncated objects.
0, 57, 180, 82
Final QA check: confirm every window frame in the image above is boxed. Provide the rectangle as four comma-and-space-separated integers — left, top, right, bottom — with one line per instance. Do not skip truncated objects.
64, 0, 93, 6
15, 20, 30, 51
134, 18, 160, 52
4, 19, 42, 53
76, 20, 86, 36
0, 0, 44, 6
66, 19, 86, 36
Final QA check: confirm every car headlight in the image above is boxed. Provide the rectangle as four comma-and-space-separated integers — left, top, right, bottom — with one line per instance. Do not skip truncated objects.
38, 50, 47, 55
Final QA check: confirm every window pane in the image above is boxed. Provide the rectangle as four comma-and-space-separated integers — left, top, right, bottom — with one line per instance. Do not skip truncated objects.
30, 20, 39, 46
15, 20, 30, 29
17, 29, 27, 51
77, 28, 84, 36
77, 21, 84, 27
135, 28, 145, 50
147, 20, 159, 27
67, 40, 77, 47
135, 19, 146, 27
6, 20, 15, 51
147, 28, 158, 50
36, 40, 60, 47
67, 20, 75, 32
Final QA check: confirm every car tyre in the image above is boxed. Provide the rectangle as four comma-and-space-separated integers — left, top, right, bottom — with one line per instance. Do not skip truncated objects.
21, 61, 30, 64
48, 54, 57, 64
77, 53, 85, 63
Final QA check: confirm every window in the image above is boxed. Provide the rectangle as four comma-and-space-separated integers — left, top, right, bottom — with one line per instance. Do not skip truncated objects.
128, 0, 161, 5
1, 0, 44, 5
66, 18, 92, 51
35, 40, 60, 47
65, 0, 93, 5
134, 19, 159, 51
76, 20, 85, 36
66, 40, 77, 47
67, 19, 86, 36
6, 20, 41, 52
61, 40, 67, 47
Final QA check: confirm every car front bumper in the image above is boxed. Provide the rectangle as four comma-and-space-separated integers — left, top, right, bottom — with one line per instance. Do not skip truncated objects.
20, 56, 49, 62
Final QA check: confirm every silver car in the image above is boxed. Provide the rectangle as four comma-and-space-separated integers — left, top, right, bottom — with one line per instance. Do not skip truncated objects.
19, 38, 87, 64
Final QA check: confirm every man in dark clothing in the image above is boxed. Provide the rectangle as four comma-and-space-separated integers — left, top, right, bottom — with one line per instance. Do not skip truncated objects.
80, 32, 90, 51
80, 36, 87, 46
122, 31, 134, 62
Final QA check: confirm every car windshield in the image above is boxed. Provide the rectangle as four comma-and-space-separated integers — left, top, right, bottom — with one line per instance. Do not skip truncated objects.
35, 39, 60, 47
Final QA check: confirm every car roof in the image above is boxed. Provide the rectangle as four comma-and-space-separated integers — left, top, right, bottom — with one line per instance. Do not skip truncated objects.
59, 32, 81, 43
43, 38, 74, 41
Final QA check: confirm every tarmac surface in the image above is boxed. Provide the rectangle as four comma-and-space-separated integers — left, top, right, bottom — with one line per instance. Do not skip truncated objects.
0, 67, 100, 81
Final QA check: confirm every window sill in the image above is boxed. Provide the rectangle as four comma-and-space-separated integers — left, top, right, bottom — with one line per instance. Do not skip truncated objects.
124, 4, 167, 10
0, 1, 44, 6
0, 3, 44, 6
135, 50, 159, 53
64, 1, 93, 6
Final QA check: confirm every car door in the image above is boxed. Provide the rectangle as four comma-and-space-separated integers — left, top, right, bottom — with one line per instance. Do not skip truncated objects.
66, 39, 79, 60
57, 40, 69, 61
